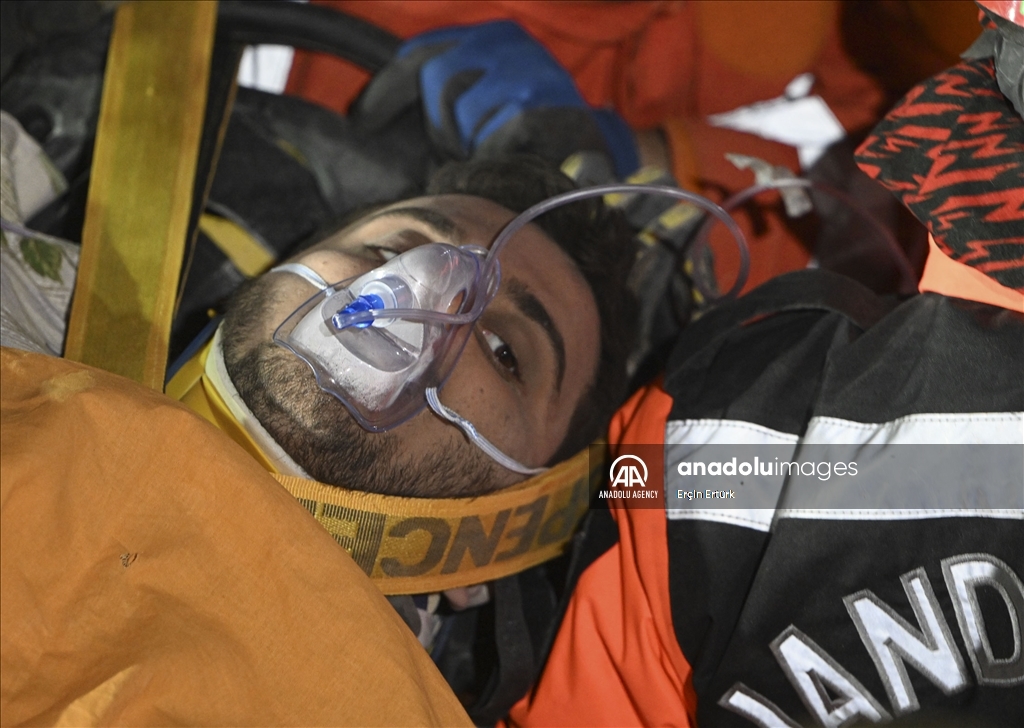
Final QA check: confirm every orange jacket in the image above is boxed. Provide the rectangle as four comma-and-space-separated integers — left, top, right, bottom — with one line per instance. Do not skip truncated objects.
286, 0, 885, 292
506, 385, 695, 726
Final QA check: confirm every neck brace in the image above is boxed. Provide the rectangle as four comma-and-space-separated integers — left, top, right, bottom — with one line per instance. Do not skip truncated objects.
166, 329, 599, 595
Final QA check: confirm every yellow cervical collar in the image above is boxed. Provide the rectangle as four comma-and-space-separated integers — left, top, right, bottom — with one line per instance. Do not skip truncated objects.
166, 334, 599, 595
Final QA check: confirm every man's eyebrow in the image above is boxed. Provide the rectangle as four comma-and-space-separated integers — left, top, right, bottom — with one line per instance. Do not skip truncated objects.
506, 278, 566, 394
361, 206, 461, 243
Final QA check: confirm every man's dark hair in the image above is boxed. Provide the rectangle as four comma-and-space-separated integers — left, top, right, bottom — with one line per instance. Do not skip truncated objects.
427, 155, 638, 463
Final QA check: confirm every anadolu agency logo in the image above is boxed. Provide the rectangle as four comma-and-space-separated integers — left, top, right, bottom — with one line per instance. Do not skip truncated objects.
600, 454, 660, 503
609, 454, 647, 488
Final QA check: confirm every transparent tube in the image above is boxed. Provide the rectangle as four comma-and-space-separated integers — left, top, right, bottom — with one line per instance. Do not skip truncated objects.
484, 183, 749, 300
690, 178, 918, 298
340, 183, 751, 327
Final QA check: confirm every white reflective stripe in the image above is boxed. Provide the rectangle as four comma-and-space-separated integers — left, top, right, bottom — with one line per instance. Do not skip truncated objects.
425, 387, 546, 476
270, 263, 329, 291
666, 413, 1024, 447
667, 508, 776, 531
803, 412, 1024, 445
665, 418, 799, 447
787, 413, 1023, 514
665, 419, 796, 530
779, 509, 1023, 521
663, 415, 1024, 526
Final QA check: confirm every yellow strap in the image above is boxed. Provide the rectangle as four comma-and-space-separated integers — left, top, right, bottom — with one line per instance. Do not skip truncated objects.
199, 213, 275, 278
64, 1, 218, 389
166, 336, 282, 473
274, 448, 600, 595
168, 336, 601, 594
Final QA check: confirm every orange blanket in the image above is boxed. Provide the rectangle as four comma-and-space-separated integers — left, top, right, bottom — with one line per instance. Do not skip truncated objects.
0, 348, 470, 726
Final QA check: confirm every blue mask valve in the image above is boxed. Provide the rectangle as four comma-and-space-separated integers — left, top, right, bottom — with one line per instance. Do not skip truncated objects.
332, 294, 385, 330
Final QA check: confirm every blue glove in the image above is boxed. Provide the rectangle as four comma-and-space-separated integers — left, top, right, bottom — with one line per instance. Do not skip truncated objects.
358, 20, 639, 177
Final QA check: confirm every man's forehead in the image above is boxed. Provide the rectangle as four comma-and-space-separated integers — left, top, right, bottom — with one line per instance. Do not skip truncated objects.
384, 193, 514, 219
370, 194, 533, 244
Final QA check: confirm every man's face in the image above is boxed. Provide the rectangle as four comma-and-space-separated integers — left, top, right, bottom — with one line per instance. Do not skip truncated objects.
222, 194, 600, 497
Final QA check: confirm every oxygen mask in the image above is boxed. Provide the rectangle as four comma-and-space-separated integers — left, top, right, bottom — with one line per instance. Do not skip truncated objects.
272, 184, 748, 474
273, 242, 497, 432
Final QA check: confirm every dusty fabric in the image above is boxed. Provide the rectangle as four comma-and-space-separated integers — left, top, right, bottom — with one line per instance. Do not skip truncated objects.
0, 111, 77, 356
0, 347, 471, 727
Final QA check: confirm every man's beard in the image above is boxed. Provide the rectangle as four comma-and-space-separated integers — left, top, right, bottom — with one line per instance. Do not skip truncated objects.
220, 276, 501, 498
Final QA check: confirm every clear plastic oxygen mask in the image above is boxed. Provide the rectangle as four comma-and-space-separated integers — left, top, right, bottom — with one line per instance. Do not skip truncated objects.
274, 243, 493, 433
271, 184, 748, 475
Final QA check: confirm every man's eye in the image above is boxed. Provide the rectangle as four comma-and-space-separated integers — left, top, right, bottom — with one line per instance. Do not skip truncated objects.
482, 329, 519, 378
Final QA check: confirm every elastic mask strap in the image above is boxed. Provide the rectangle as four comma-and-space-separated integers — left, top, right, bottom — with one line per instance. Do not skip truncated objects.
426, 387, 547, 476
271, 263, 330, 291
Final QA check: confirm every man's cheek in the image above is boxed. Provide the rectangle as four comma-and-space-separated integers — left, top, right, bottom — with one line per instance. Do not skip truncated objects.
443, 384, 535, 467
264, 280, 316, 340
254, 345, 320, 415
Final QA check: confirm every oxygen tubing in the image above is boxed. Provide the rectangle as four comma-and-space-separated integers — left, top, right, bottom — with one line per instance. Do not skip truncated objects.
337, 183, 751, 328
690, 178, 918, 299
